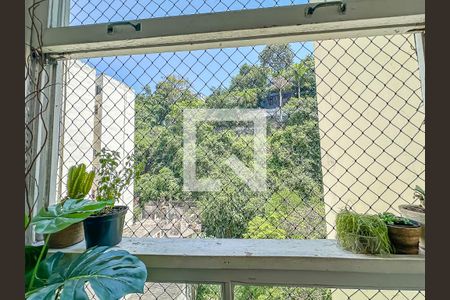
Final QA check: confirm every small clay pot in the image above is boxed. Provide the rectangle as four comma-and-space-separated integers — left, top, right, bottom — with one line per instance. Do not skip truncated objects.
387, 221, 421, 254
47, 222, 84, 248
399, 204, 425, 254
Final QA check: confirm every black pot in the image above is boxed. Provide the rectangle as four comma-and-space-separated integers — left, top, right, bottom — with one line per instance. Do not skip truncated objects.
83, 205, 127, 248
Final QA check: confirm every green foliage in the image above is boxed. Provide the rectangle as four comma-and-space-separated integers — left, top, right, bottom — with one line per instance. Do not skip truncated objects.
133, 47, 323, 249
265, 189, 302, 217
245, 189, 326, 240
288, 54, 317, 97
199, 186, 259, 238
244, 216, 287, 239
207, 88, 260, 109
131, 46, 330, 300
25, 245, 48, 289
25, 246, 147, 300
26, 199, 146, 299
95, 149, 137, 205
31, 198, 113, 234
414, 185, 425, 208
195, 285, 221, 300
268, 120, 323, 188
27, 199, 111, 293
336, 210, 392, 255
229, 64, 269, 97
66, 164, 95, 200
195, 283, 332, 300
136, 167, 185, 203
259, 44, 294, 74
379, 212, 414, 226
234, 285, 332, 300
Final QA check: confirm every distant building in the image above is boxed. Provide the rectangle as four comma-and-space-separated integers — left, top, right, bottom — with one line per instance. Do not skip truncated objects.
57, 60, 135, 225
259, 91, 294, 122
259, 91, 293, 109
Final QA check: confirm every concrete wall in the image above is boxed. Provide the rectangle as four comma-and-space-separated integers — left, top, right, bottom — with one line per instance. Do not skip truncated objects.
314, 34, 425, 299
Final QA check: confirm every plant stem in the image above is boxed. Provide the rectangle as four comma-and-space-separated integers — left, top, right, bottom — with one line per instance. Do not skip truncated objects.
28, 234, 51, 291
55, 287, 61, 299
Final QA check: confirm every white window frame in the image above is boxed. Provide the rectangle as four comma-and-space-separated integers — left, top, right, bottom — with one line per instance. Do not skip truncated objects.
40, 0, 425, 59
29, 1, 425, 299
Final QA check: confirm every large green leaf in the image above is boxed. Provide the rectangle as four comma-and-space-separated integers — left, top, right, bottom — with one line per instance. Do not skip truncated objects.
26, 246, 147, 300
31, 199, 114, 234
25, 245, 49, 290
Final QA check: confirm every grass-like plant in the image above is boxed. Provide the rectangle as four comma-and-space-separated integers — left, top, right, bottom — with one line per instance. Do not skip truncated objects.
336, 210, 392, 255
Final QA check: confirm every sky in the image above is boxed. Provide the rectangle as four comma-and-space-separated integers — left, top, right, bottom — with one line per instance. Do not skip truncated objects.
70, 0, 312, 95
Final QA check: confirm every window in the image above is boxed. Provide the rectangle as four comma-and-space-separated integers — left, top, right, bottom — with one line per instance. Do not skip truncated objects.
56, 35, 424, 300
31, 1, 425, 299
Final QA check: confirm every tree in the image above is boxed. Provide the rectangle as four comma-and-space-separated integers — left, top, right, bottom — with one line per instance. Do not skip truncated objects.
259, 44, 294, 74
206, 88, 259, 109
288, 54, 317, 98
136, 167, 186, 203
199, 185, 259, 238
134, 75, 204, 206
229, 64, 269, 99
290, 62, 308, 98
270, 73, 291, 122
244, 216, 287, 239
144, 75, 198, 126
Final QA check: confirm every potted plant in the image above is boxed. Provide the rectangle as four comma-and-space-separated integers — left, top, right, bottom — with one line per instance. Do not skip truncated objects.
25, 198, 147, 299
83, 149, 138, 248
47, 164, 95, 248
379, 212, 421, 254
336, 210, 392, 255
399, 185, 425, 253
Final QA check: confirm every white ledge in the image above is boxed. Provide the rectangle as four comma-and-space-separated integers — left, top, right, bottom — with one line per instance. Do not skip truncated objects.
51, 238, 424, 290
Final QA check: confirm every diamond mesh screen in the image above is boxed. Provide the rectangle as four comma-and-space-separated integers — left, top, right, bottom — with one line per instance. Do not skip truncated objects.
85, 282, 222, 299
69, 0, 310, 26
56, 34, 424, 299
233, 286, 426, 300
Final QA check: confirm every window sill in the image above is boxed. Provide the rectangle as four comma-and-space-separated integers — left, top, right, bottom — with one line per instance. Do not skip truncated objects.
50, 238, 424, 290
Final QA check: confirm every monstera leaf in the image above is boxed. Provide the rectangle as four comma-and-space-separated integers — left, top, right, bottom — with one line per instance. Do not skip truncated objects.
31, 199, 114, 234
26, 246, 147, 300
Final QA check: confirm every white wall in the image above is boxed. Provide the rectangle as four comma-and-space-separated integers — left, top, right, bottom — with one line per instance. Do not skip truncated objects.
58, 61, 136, 225
57, 60, 96, 199
95, 73, 136, 224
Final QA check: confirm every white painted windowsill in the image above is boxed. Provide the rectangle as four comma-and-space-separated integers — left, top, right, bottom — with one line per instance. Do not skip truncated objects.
50, 238, 424, 291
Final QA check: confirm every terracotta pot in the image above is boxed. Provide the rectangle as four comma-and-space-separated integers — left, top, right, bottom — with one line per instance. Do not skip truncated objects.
387, 222, 421, 254
47, 222, 84, 248
399, 204, 425, 254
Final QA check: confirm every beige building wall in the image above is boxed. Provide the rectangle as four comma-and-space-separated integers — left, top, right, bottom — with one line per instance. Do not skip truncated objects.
313, 34, 425, 299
